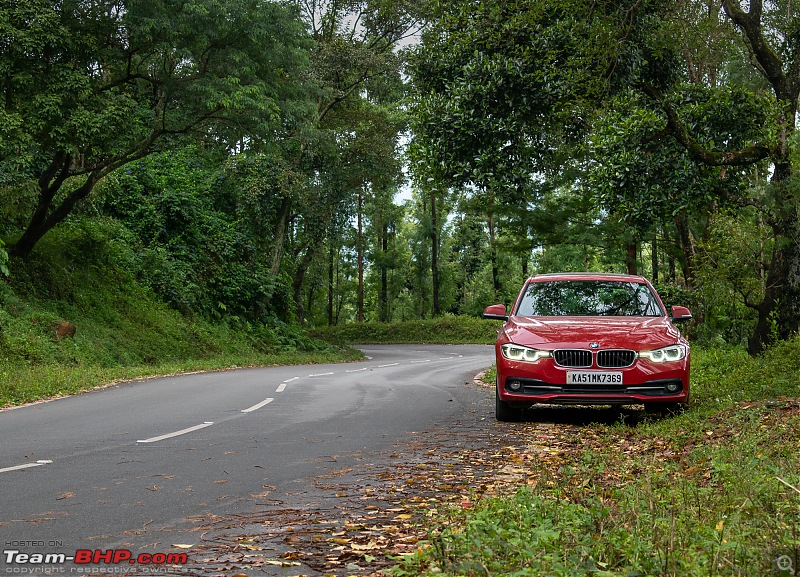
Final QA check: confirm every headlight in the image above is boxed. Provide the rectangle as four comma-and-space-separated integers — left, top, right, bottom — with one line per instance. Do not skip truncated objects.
501, 343, 551, 362
638, 344, 687, 363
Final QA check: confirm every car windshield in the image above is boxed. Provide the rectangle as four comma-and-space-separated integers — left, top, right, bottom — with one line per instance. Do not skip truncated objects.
515, 280, 664, 317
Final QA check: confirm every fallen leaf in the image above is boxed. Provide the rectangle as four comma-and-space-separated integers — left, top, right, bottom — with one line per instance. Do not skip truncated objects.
262, 559, 301, 567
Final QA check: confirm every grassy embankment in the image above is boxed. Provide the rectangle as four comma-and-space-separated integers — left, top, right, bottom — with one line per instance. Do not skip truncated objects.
0, 230, 361, 408
0, 224, 500, 408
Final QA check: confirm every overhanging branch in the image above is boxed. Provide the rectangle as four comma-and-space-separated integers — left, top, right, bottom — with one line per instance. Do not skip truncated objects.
638, 83, 771, 167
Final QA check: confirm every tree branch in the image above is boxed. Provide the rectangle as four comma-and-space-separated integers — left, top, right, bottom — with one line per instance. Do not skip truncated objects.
722, 0, 791, 100
638, 83, 771, 166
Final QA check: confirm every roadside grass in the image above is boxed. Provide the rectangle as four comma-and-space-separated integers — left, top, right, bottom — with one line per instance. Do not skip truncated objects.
390, 339, 800, 577
0, 226, 360, 408
0, 347, 362, 408
308, 315, 500, 345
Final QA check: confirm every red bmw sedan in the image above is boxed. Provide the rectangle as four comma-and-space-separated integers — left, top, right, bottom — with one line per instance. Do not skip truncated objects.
483, 273, 692, 421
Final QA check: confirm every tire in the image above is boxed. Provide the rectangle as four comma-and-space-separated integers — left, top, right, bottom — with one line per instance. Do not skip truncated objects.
496, 389, 523, 422
646, 393, 690, 415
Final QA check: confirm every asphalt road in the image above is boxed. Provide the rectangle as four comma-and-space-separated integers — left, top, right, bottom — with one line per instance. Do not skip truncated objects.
0, 344, 494, 574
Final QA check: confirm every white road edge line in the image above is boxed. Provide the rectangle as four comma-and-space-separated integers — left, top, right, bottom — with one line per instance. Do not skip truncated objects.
276, 383, 287, 393
241, 398, 274, 413
0, 460, 52, 474
309, 372, 335, 377
137, 422, 214, 444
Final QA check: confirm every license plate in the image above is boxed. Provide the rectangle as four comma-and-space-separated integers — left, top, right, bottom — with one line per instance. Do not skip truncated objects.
566, 371, 623, 385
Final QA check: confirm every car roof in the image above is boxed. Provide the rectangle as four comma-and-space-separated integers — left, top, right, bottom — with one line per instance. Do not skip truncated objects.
526, 272, 650, 283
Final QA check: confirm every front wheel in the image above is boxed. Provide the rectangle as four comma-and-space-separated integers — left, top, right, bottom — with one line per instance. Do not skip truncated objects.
496, 389, 523, 422
645, 393, 690, 415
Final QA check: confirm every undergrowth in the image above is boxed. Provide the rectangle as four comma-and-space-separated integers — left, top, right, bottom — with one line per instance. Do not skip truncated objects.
308, 315, 501, 345
0, 220, 360, 407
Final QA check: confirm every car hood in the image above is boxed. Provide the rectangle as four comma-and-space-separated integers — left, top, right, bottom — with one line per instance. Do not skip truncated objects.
503, 316, 681, 350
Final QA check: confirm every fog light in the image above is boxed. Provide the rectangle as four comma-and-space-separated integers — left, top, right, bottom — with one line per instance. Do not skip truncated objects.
507, 380, 522, 392
666, 382, 680, 393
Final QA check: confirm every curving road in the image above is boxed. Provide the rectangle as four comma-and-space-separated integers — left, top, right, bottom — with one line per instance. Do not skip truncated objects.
0, 344, 493, 573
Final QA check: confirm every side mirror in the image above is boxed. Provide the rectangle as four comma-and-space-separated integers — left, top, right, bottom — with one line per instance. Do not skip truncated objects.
483, 304, 508, 321
671, 305, 692, 322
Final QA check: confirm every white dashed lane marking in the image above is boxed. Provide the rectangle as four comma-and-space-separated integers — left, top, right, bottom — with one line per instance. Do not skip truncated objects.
0, 460, 52, 474
137, 422, 214, 444
242, 350, 463, 414
241, 398, 274, 413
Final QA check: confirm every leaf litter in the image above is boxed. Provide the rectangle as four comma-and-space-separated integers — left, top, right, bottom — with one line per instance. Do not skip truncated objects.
167, 391, 800, 577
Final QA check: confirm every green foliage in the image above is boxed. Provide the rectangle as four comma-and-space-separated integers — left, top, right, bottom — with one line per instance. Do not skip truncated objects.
408, 0, 800, 354
309, 315, 500, 345
0, 239, 8, 277
0, 217, 358, 406
1, 0, 314, 255
4, 0, 800, 367
588, 86, 769, 232
692, 212, 769, 345
98, 147, 291, 322
409, 0, 613, 192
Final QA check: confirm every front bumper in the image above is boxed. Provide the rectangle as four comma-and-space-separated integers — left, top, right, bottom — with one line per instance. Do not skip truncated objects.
496, 357, 690, 406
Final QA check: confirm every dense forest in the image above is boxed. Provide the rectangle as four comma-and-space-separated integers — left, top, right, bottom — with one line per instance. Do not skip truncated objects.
1, 0, 798, 355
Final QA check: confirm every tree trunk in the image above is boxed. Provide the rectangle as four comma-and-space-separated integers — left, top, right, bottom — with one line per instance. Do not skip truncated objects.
488, 212, 501, 299
328, 242, 335, 326
270, 196, 292, 276
749, 163, 800, 354
379, 222, 389, 322
431, 191, 440, 316
625, 241, 637, 275
357, 191, 365, 322
651, 229, 659, 284
292, 242, 318, 324
306, 282, 315, 321
673, 212, 696, 288
11, 157, 98, 259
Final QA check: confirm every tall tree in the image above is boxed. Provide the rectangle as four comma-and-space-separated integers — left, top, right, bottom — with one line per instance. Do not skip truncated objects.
1, 0, 313, 258
411, 0, 800, 353
630, 0, 799, 353
267, 0, 426, 281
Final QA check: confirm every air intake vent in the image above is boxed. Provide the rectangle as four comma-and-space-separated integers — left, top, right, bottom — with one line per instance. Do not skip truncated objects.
553, 349, 592, 368
597, 350, 636, 368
